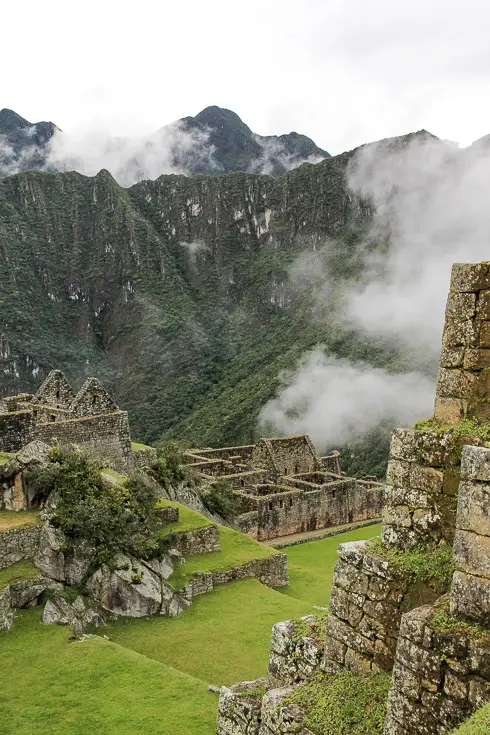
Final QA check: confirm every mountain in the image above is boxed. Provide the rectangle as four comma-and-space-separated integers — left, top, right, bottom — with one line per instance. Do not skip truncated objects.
180, 106, 330, 174
0, 105, 329, 180
0, 131, 418, 477
0, 108, 59, 174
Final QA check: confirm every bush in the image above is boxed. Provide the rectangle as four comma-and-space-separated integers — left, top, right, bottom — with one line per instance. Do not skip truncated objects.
30, 447, 160, 565
145, 441, 197, 491
201, 479, 237, 521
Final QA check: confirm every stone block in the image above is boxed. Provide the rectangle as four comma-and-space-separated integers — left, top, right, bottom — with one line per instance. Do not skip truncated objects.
391, 661, 421, 698
389, 429, 418, 462
325, 615, 375, 656
344, 646, 372, 674
386, 460, 412, 488
474, 371, 490, 399
470, 644, 490, 679
362, 552, 391, 579
464, 348, 490, 370
323, 635, 346, 666
446, 292, 477, 320
442, 317, 478, 348
480, 321, 490, 349
451, 263, 490, 293
373, 638, 396, 671
410, 465, 444, 495
442, 468, 460, 497
337, 540, 369, 567
436, 368, 475, 400
434, 397, 464, 425
358, 613, 387, 641
416, 431, 455, 468
440, 345, 465, 369
469, 679, 490, 709
398, 607, 437, 652
363, 599, 401, 633
456, 480, 490, 537
329, 586, 364, 627
381, 524, 419, 551
443, 672, 468, 703
396, 637, 442, 682
476, 290, 490, 319
453, 529, 490, 577
451, 570, 490, 625
467, 401, 490, 422
382, 506, 413, 529
460, 445, 490, 483
332, 559, 369, 596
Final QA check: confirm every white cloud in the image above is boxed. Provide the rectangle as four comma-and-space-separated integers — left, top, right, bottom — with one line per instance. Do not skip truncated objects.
259, 349, 434, 450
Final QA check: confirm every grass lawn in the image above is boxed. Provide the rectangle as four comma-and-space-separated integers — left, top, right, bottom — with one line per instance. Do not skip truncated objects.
0, 452, 12, 466
0, 510, 39, 531
106, 578, 312, 685
156, 500, 214, 536
0, 559, 41, 592
280, 524, 382, 606
0, 608, 217, 735
131, 441, 153, 451
168, 525, 279, 589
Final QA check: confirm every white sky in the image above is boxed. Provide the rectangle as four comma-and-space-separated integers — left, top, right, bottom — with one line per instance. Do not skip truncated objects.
3, 0, 490, 155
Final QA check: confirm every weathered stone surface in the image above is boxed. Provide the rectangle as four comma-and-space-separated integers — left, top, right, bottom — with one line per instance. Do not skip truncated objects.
451, 570, 490, 625
433, 397, 463, 425
0, 524, 41, 569
453, 528, 490, 577
64, 540, 95, 586
0, 587, 13, 630
463, 348, 490, 370
460, 445, 490, 483
42, 593, 104, 635
259, 686, 304, 734
34, 524, 66, 581
87, 555, 163, 617
450, 262, 490, 293
386, 461, 412, 489
8, 577, 46, 608
216, 679, 266, 735
446, 292, 477, 320
439, 345, 465, 369
389, 430, 418, 462
435, 368, 475, 400
409, 466, 443, 495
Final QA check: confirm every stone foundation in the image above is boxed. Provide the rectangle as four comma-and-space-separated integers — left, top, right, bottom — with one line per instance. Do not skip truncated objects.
173, 524, 221, 556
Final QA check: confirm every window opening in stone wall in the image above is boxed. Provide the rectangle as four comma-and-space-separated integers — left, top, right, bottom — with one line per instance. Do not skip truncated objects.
284, 467, 288, 475
92, 395, 97, 406
279, 500, 283, 508
289, 498, 293, 507
50, 415, 56, 422
240, 479, 244, 487
295, 464, 298, 473
268, 502, 272, 510
56, 390, 60, 399
332, 489, 336, 498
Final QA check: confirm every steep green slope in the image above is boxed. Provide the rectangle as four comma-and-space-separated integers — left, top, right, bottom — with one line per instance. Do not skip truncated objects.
0, 149, 407, 472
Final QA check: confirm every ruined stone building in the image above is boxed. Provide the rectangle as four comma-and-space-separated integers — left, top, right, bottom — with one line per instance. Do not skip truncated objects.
0, 369, 132, 472
216, 261, 490, 735
186, 434, 384, 541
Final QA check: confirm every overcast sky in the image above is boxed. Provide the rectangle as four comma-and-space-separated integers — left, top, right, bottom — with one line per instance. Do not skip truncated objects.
3, 0, 490, 155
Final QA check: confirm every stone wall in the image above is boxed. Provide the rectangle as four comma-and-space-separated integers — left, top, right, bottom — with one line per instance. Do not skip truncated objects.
235, 479, 383, 542
0, 411, 34, 452
383, 601, 490, 735
323, 540, 446, 675
173, 525, 220, 556
181, 552, 288, 602
268, 615, 325, 685
0, 577, 47, 630
33, 411, 132, 471
451, 444, 490, 624
252, 436, 320, 478
0, 525, 41, 569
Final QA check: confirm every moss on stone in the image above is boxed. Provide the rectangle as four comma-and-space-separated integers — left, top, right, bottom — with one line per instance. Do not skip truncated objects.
0, 559, 40, 593
283, 671, 390, 734
431, 599, 490, 644
292, 613, 328, 645
368, 539, 454, 588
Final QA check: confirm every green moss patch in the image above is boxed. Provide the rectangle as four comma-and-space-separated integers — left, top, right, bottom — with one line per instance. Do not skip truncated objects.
168, 525, 279, 589
292, 613, 328, 645
0, 451, 13, 466
284, 671, 391, 735
101, 467, 128, 485
368, 539, 454, 588
0, 559, 40, 592
0, 509, 40, 531
431, 600, 490, 645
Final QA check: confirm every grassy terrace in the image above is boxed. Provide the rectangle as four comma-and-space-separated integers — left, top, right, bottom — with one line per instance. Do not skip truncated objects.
131, 441, 153, 452
168, 524, 279, 589
0, 452, 13, 466
0, 518, 383, 734
0, 510, 40, 531
0, 559, 40, 592
156, 500, 214, 536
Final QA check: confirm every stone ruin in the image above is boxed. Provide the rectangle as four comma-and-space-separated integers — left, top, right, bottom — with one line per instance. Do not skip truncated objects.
215, 262, 490, 735
187, 435, 384, 542
0, 369, 149, 509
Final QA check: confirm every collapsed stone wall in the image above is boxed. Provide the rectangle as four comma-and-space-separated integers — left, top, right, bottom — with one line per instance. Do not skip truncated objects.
173, 525, 221, 556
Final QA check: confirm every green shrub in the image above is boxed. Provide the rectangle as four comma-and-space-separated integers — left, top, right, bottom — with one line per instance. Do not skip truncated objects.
200, 479, 238, 521
29, 447, 160, 565
368, 538, 454, 588
144, 441, 197, 491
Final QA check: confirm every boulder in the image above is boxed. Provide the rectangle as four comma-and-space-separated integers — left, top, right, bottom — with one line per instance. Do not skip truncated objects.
86, 554, 163, 617
34, 525, 66, 581
42, 593, 104, 635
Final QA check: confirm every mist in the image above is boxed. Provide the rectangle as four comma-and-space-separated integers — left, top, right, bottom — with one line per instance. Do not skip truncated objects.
45, 122, 217, 186
260, 133, 490, 449
259, 348, 435, 450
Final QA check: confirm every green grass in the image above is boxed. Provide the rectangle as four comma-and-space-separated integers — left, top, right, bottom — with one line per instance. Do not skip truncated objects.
156, 500, 214, 537
0, 509, 40, 531
131, 441, 153, 451
280, 524, 382, 606
106, 579, 312, 685
100, 467, 128, 484
168, 525, 278, 589
454, 704, 490, 734
0, 608, 217, 735
0, 559, 40, 592
0, 452, 12, 466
